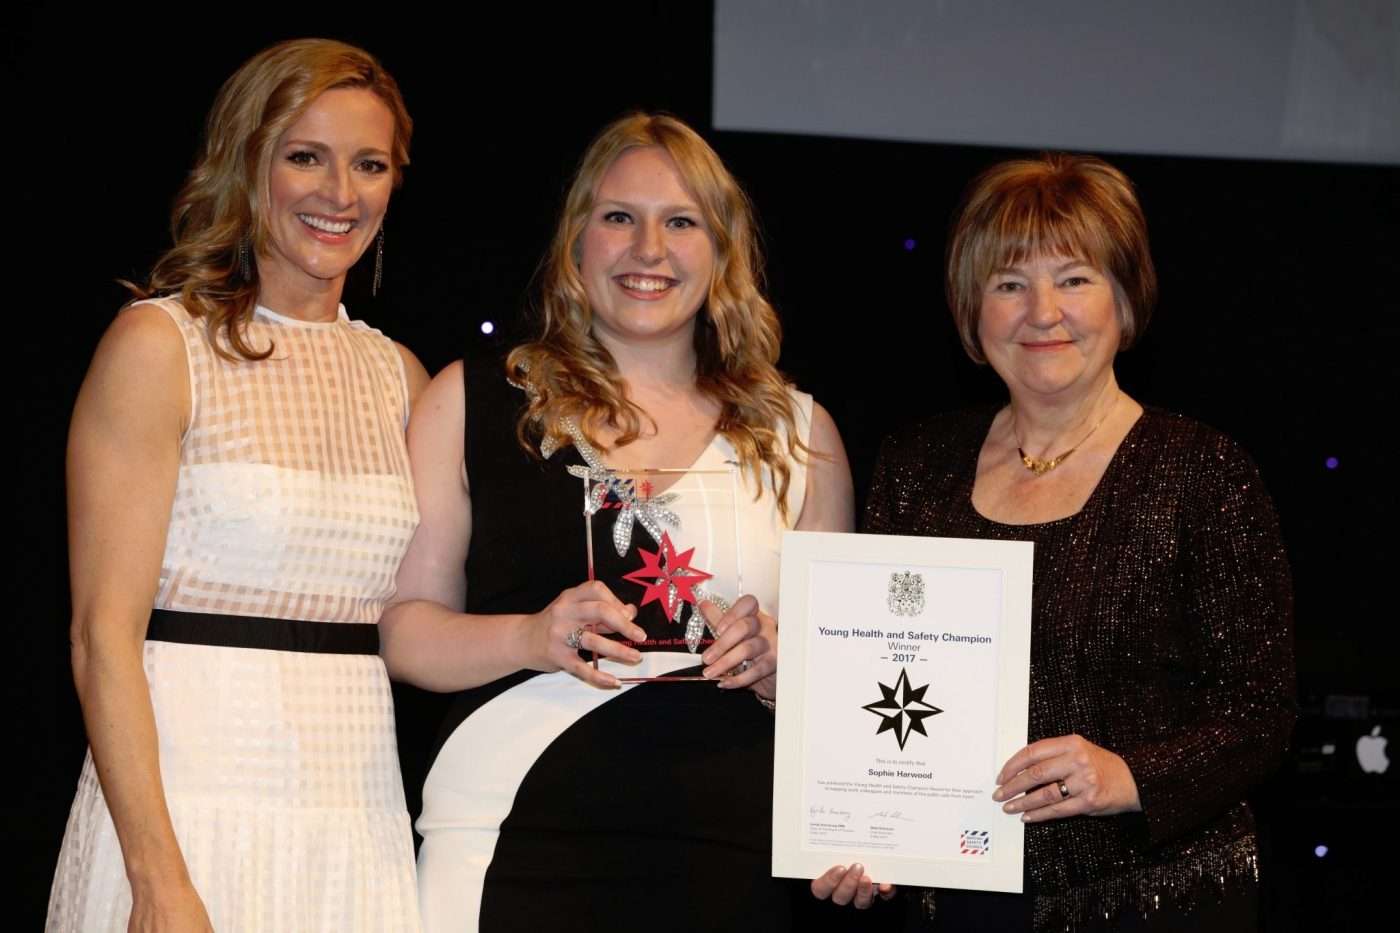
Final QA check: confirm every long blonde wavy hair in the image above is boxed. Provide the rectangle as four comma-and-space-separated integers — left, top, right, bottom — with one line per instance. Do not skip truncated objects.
126, 38, 412, 360
507, 113, 807, 517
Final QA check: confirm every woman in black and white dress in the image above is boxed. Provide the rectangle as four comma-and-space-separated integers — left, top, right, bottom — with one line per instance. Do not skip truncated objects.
381, 113, 888, 931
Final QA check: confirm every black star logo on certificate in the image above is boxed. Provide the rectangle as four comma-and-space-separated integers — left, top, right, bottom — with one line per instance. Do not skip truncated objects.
862, 667, 943, 750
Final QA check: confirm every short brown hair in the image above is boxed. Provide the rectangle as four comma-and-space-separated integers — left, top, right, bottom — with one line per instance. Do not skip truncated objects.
945, 153, 1156, 363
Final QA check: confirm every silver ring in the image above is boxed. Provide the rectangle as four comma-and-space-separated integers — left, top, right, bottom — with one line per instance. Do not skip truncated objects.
736, 659, 753, 674
1057, 780, 1070, 799
565, 626, 586, 650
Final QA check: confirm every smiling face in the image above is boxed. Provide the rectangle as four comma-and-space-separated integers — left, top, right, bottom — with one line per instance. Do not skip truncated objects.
978, 254, 1123, 400
258, 87, 396, 307
577, 146, 716, 348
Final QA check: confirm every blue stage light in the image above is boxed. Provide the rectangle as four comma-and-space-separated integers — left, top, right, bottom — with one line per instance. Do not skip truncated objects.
1325, 457, 1339, 470
903, 238, 917, 251
1314, 844, 1329, 858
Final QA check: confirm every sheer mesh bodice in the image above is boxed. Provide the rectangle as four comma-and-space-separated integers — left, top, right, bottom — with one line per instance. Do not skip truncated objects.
153, 299, 419, 623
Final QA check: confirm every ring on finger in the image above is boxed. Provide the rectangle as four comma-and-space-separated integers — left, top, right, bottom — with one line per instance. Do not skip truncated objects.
716, 659, 755, 679
565, 626, 586, 650
1057, 780, 1070, 799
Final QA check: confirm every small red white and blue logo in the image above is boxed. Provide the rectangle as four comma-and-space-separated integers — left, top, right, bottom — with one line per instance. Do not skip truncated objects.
960, 829, 990, 855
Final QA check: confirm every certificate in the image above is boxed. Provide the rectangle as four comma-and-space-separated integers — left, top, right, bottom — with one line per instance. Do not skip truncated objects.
772, 531, 1033, 892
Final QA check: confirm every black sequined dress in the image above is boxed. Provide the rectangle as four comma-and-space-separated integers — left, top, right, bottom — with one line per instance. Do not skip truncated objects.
864, 407, 1295, 931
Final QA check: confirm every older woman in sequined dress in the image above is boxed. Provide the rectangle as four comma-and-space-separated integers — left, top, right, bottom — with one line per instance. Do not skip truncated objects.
851, 154, 1294, 931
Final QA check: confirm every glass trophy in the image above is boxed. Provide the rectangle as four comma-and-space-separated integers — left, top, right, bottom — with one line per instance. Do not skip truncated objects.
572, 464, 743, 683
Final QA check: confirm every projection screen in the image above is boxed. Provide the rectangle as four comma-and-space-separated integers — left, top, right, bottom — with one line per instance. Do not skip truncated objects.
714, 0, 1399, 164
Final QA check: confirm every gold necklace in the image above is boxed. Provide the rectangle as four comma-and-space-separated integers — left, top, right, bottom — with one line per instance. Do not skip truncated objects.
1014, 394, 1118, 476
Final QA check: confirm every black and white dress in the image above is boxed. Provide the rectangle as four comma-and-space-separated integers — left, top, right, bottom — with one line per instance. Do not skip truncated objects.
415, 359, 812, 932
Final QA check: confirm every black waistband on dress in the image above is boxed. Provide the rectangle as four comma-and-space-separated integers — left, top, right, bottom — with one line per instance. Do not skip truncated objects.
146, 608, 380, 656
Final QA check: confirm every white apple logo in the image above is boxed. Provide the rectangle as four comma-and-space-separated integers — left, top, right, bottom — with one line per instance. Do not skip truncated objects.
1357, 725, 1389, 775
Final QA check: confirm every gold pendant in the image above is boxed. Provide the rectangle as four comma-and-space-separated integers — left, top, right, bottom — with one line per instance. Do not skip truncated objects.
1019, 448, 1070, 476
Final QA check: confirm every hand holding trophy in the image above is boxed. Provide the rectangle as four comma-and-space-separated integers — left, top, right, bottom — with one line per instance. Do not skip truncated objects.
529, 580, 647, 689
699, 595, 777, 697
570, 451, 764, 685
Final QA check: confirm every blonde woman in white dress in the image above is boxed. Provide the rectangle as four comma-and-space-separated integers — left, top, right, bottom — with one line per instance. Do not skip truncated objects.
49, 39, 429, 932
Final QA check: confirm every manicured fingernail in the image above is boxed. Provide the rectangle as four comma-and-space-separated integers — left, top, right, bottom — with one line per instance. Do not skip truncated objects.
991, 788, 1004, 802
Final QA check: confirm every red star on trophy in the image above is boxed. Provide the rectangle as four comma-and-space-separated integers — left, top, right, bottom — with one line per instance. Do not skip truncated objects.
622, 532, 713, 622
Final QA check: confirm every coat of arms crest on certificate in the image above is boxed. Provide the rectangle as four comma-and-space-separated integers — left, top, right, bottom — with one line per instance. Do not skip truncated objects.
887, 571, 925, 617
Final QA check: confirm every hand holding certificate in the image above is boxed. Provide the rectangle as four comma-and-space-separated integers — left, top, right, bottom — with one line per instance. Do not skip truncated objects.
773, 531, 1033, 893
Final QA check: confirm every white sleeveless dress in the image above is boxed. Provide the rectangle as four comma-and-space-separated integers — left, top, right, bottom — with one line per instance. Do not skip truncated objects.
47, 300, 422, 932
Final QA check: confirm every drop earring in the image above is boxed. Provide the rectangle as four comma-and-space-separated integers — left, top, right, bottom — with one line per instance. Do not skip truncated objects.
238, 234, 252, 281
372, 225, 385, 297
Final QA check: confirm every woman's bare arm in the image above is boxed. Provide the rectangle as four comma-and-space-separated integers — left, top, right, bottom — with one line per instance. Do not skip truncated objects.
68, 304, 212, 929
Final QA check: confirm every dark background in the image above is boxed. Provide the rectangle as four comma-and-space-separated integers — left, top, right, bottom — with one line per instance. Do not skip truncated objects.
12, 4, 1397, 929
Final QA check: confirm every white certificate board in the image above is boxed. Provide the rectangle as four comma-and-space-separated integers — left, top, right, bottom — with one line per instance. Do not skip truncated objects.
772, 532, 1033, 892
